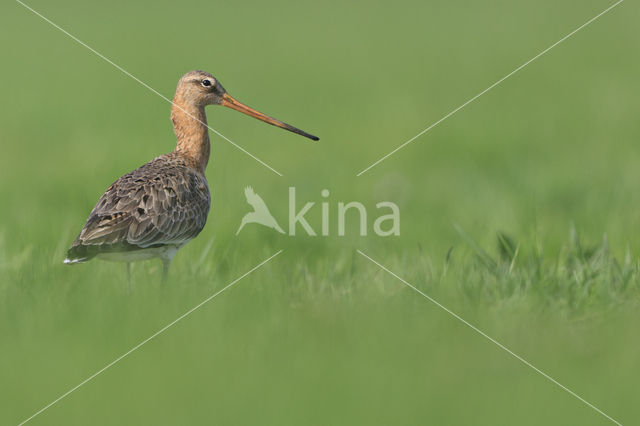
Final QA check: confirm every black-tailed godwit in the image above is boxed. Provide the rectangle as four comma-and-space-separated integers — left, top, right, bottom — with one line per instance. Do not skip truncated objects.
65, 70, 318, 282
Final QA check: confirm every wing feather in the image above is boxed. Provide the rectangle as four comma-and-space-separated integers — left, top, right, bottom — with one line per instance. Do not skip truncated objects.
66, 155, 211, 261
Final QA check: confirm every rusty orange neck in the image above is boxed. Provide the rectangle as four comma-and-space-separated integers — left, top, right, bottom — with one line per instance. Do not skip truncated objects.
171, 95, 210, 174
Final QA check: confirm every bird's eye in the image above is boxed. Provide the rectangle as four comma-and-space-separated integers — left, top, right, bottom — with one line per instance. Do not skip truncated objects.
202, 79, 212, 87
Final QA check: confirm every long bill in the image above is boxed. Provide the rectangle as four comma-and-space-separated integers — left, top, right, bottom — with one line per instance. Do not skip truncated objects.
221, 93, 319, 141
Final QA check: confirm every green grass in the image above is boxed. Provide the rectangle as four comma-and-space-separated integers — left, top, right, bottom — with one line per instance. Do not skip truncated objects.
2, 0, 640, 424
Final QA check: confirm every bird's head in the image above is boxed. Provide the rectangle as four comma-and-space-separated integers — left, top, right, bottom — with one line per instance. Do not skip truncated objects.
175, 70, 319, 141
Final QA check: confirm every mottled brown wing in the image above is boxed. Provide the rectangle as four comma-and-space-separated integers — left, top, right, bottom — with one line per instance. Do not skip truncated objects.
67, 155, 210, 261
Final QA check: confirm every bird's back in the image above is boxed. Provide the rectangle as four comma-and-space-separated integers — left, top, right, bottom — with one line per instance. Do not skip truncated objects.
66, 153, 210, 263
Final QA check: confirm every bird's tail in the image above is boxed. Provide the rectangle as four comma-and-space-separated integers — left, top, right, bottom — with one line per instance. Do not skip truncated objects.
64, 244, 95, 265
63, 257, 88, 265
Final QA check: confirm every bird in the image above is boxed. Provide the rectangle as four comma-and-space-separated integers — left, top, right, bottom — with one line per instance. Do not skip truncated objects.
236, 186, 285, 235
65, 70, 319, 284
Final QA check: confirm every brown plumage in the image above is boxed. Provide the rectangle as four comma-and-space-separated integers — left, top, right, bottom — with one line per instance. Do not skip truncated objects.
65, 70, 318, 280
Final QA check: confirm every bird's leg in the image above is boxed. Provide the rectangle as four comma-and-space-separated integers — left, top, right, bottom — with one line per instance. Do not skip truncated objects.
161, 259, 171, 285
126, 262, 132, 294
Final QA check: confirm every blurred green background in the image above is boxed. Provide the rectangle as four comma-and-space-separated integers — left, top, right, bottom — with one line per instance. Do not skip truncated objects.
2, 0, 639, 424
